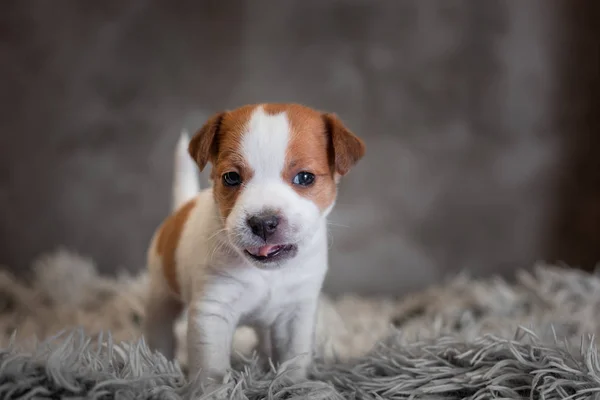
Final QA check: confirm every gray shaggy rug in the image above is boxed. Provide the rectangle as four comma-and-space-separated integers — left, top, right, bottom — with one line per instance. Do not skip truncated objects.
0, 250, 599, 399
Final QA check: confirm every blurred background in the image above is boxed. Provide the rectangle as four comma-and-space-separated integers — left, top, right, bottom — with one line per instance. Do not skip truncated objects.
0, 0, 599, 296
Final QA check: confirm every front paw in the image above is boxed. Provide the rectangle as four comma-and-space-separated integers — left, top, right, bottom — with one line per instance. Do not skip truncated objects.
188, 372, 230, 399
277, 358, 310, 383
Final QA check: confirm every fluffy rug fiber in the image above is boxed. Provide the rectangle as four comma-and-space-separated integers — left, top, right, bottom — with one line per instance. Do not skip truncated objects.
0, 250, 599, 399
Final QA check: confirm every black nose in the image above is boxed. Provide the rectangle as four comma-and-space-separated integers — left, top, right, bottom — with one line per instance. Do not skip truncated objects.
247, 214, 279, 241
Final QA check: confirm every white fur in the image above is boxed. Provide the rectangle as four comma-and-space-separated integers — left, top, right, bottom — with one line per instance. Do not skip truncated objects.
173, 130, 200, 210
242, 107, 289, 181
143, 108, 331, 386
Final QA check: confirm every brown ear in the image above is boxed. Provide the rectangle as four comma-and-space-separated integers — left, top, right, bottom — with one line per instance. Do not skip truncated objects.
188, 112, 225, 171
323, 113, 366, 176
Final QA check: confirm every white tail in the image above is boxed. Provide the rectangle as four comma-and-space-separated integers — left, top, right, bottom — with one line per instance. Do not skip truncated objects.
172, 131, 200, 211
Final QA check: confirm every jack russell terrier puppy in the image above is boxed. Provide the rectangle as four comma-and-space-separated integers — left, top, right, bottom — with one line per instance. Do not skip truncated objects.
143, 103, 365, 385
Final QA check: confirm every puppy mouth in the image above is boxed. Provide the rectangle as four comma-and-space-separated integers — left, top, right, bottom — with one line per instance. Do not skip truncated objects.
244, 244, 297, 263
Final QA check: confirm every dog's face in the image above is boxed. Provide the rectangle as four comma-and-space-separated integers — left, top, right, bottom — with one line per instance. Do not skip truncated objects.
189, 104, 365, 268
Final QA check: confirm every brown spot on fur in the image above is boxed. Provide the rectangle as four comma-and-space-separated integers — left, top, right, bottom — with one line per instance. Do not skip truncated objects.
156, 199, 196, 294
280, 106, 338, 211
209, 106, 256, 219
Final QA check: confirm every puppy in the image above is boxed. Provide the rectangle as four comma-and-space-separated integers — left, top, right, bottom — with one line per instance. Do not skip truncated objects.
143, 103, 365, 384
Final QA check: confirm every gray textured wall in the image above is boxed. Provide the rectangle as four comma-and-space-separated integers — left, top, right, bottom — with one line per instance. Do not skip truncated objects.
0, 1, 574, 295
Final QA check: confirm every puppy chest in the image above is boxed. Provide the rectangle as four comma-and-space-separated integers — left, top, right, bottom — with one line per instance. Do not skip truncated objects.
197, 268, 320, 325
240, 289, 291, 324
237, 274, 311, 325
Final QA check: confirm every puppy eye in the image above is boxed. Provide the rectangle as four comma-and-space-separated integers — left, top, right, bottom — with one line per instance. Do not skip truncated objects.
222, 172, 242, 187
292, 171, 315, 186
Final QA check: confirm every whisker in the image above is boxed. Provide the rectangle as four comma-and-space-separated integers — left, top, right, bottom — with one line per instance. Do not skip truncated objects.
327, 222, 349, 228
209, 240, 228, 263
327, 230, 335, 250
206, 228, 228, 242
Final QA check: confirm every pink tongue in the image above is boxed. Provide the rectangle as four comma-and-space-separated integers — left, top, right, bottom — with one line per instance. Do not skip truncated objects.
257, 245, 279, 257
247, 245, 285, 257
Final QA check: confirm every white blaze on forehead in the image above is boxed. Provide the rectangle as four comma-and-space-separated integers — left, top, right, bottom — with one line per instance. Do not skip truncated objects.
241, 106, 290, 180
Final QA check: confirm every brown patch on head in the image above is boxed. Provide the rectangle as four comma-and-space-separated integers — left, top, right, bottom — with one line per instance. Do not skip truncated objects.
278, 104, 365, 211
187, 105, 254, 219
275, 105, 339, 211
156, 199, 196, 294
206, 105, 256, 219
188, 103, 365, 217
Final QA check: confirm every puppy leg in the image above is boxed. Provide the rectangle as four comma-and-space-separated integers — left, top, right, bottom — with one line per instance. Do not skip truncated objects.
187, 298, 238, 384
271, 298, 319, 381
143, 273, 182, 361
256, 326, 273, 370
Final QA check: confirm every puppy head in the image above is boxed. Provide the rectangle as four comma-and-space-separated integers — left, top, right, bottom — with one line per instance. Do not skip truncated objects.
189, 104, 365, 268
